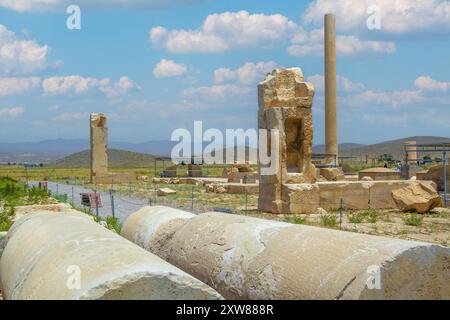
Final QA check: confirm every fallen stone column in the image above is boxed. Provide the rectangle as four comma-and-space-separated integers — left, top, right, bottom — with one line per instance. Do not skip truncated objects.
122, 206, 450, 300
0, 211, 222, 300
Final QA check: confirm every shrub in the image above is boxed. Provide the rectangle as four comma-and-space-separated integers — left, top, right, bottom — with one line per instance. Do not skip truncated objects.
320, 214, 338, 227
403, 214, 423, 227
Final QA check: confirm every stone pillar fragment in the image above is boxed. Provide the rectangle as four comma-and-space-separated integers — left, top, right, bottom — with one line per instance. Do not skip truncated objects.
325, 14, 338, 165
90, 113, 108, 184
257, 68, 316, 213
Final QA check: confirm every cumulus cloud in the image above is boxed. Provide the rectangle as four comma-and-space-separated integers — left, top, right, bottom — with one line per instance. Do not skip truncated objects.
303, 0, 450, 36
287, 28, 396, 57
0, 24, 50, 75
415, 76, 450, 92
307, 74, 366, 93
0, 77, 41, 96
52, 112, 88, 122
215, 61, 277, 85
42, 75, 139, 97
182, 84, 253, 102
0, 106, 25, 118
153, 59, 187, 78
0, 0, 210, 12
149, 11, 298, 53
99, 76, 141, 98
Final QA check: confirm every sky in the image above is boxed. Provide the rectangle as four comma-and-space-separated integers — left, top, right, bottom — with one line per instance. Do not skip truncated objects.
0, 0, 449, 145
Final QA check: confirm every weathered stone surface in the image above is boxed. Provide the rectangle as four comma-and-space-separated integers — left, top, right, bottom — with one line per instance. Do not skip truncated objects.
0, 211, 222, 300
320, 168, 345, 181
258, 68, 317, 214
284, 180, 436, 214
430, 207, 450, 215
188, 164, 202, 177
157, 188, 177, 196
90, 113, 108, 184
392, 182, 443, 213
13, 203, 80, 221
358, 167, 401, 181
123, 206, 450, 300
360, 176, 374, 181
417, 164, 450, 191
0, 232, 7, 259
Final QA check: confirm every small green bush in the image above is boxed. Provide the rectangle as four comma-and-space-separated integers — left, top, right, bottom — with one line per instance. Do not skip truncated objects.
320, 214, 338, 227
403, 214, 423, 227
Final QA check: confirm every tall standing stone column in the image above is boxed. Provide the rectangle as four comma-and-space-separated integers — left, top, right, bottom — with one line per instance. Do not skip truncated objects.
90, 113, 108, 184
325, 14, 338, 165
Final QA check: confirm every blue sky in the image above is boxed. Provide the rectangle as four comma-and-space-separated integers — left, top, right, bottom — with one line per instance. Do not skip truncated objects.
0, 0, 449, 145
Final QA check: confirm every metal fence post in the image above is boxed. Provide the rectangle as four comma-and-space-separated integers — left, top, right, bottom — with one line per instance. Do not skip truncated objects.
154, 183, 157, 204
339, 198, 343, 230
246, 189, 249, 213
94, 190, 99, 218
71, 186, 74, 205
110, 190, 115, 218
191, 186, 195, 212
444, 151, 448, 207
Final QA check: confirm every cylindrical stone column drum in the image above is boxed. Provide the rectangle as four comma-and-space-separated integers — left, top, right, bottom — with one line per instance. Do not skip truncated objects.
122, 206, 450, 300
0, 211, 222, 300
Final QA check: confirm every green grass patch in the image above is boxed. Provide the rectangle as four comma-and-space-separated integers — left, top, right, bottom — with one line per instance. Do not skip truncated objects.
403, 214, 423, 227
320, 214, 338, 227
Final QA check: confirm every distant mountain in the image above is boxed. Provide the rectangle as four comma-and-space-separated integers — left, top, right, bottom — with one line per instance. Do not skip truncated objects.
1, 136, 449, 164
312, 143, 364, 154
49, 149, 169, 168
0, 139, 176, 163
340, 136, 450, 160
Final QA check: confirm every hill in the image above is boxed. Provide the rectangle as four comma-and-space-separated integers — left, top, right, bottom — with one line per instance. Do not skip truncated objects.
312, 143, 364, 154
49, 149, 169, 168
339, 136, 450, 160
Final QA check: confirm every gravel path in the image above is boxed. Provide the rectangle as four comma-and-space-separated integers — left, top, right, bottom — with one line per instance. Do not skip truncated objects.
30, 182, 149, 222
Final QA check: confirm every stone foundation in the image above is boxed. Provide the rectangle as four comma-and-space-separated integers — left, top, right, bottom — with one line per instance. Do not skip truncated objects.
260, 180, 437, 214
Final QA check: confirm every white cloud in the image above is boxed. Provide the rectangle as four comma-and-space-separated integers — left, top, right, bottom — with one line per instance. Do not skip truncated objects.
215, 61, 277, 85
42, 75, 109, 95
99, 76, 140, 98
42, 75, 139, 97
0, 0, 210, 12
287, 28, 396, 57
303, 0, 450, 35
150, 11, 298, 53
342, 89, 425, 108
153, 59, 187, 78
307, 74, 366, 93
0, 24, 50, 75
0, 106, 25, 118
0, 77, 41, 96
182, 84, 253, 102
52, 112, 87, 122
415, 76, 450, 92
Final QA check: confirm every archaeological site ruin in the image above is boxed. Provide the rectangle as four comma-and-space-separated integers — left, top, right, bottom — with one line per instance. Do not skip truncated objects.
1, 10, 450, 304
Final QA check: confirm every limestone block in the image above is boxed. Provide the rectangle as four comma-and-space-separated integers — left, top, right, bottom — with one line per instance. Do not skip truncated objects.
123, 207, 450, 300
0, 212, 222, 300
358, 168, 401, 181
157, 188, 177, 196
320, 168, 345, 181
392, 182, 443, 213
228, 177, 241, 183
188, 164, 202, 177
419, 164, 450, 191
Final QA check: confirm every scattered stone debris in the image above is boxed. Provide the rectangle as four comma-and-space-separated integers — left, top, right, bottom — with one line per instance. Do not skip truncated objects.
157, 188, 177, 196
392, 182, 443, 214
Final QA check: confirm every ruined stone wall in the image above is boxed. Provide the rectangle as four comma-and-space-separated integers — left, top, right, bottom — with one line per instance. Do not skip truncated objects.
258, 68, 317, 213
